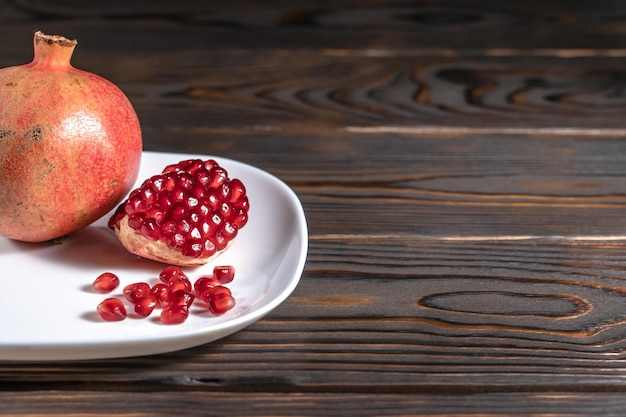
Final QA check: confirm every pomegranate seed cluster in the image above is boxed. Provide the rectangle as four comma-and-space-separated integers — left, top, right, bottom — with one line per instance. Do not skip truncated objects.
95, 265, 237, 324
108, 159, 249, 261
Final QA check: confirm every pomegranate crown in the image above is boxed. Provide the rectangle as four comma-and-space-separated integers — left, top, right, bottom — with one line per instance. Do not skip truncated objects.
34, 31, 77, 47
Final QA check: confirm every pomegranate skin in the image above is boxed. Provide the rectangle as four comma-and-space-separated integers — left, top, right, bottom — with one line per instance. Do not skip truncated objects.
0, 32, 142, 242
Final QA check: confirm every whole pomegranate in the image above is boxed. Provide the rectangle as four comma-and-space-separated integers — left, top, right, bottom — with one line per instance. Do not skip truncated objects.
0, 31, 142, 242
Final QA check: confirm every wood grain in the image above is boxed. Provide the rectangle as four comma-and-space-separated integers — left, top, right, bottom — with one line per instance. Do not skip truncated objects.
4, 0, 626, 415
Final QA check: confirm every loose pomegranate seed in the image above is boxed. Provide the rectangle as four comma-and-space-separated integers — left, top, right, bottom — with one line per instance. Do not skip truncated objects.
97, 298, 127, 321
92, 272, 120, 293
213, 265, 235, 284
159, 266, 188, 284
160, 305, 189, 324
207, 287, 236, 315
123, 282, 151, 303
194, 276, 219, 298
169, 275, 192, 293
170, 290, 195, 307
201, 285, 232, 303
150, 283, 172, 307
134, 296, 158, 317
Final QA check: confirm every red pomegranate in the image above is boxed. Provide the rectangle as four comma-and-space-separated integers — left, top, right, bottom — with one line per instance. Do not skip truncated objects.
0, 31, 142, 242
108, 159, 249, 266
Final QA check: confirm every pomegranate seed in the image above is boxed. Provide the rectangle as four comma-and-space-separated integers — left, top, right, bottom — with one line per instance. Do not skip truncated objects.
93, 272, 120, 293
219, 202, 233, 220
160, 305, 189, 324
159, 266, 188, 284
182, 239, 203, 258
140, 218, 161, 241
213, 265, 235, 284
213, 232, 229, 251
123, 282, 151, 303
127, 212, 145, 230
146, 176, 165, 192
194, 276, 219, 297
171, 290, 195, 307
150, 283, 172, 307
222, 222, 237, 240
108, 204, 125, 229
166, 233, 185, 249
134, 296, 158, 317
207, 288, 236, 315
232, 208, 248, 229
126, 193, 147, 214
229, 179, 246, 203
201, 238, 217, 258
209, 167, 228, 188
168, 275, 192, 293
163, 172, 177, 191
97, 298, 127, 321
201, 284, 232, 303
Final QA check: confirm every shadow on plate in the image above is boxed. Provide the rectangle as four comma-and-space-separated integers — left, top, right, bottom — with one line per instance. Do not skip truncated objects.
2, 224, 164, 272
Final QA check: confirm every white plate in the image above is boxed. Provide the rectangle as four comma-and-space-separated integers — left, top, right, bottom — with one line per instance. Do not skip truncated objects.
0, 151, 308, 361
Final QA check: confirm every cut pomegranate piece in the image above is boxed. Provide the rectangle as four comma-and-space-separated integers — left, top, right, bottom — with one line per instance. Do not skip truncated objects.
97, 298, 127, 321
123, 282, 151, 303
213, 265, 235, 284
160, 305, 190, 324
93, 272, 120, 293
109, 159, 249, 266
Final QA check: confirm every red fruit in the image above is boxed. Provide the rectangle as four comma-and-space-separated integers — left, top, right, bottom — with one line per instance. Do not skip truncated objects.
0, 31, 141, 242
160, 305, 189, 324
207, 287, 236, 315
169, 277, 192, 293
150, 283, 172, 307
170, 290, 195, 307
134, 296, 157, 317
108, 159, 249, 266
213, 265, 235, 284
97, 298, 127, 321
123, 282, 151, 303
194, 276, 219, 298
159, 266, 188, 284
93, 272, 120, 293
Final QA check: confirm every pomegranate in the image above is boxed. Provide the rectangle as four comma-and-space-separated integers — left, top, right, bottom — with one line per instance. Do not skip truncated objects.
0, 31, 142, 242
134, 296, 157, 317
108, 159, 249, 266
160, 305, 190, 325
97, 298, 127, 321
123, 282, 151, 303
213, 265, 235, 284
150, 283, 173, 307
92, 272, 120, 293
206, 286, 236, 315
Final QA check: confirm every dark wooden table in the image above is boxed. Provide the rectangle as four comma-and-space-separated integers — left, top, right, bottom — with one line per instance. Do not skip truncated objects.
5, 0, 626, 415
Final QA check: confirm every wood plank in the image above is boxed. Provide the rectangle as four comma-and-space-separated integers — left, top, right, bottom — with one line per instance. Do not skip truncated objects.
56, 53, 626, 132
4, 391, 626, 417
150, 133, 626, 238
8, 0, 626, 52
4, 391, 626, 416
